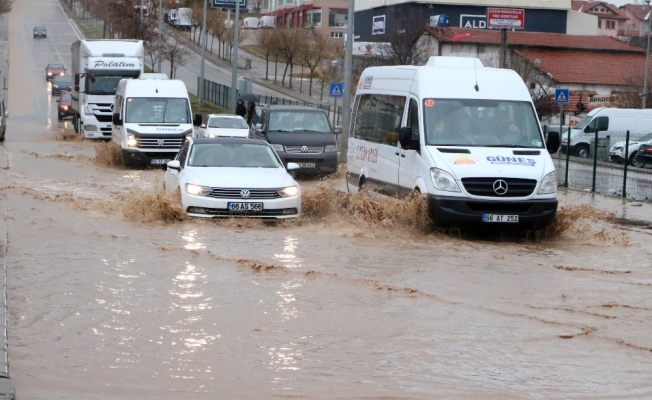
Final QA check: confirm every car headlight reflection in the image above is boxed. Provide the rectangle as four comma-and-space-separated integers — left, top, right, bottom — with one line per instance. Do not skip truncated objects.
277, 185, 299, 197
430, 168, 461, 192
185, 184, 212, 196
47, 72, 52, 76
325, 144, 337, 152
538, 171, 557, 195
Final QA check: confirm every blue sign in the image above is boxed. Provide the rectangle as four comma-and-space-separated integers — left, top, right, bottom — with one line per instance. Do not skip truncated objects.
211, 0, 246, 9
329, 82, 343, 98
555, 88, 569, 104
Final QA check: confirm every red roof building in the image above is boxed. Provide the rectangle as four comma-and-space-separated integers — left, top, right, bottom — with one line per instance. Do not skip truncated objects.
571, 1, 629, 38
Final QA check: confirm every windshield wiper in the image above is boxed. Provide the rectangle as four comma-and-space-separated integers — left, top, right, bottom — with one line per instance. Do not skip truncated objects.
272, 129, 292, 133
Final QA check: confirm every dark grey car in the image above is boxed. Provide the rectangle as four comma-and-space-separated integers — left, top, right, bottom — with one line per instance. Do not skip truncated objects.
33, 26, 47, 38
249, 105, 341, 174
52, 75, 72, 96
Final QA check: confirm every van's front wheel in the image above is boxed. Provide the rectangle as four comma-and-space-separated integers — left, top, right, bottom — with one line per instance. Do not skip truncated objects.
576, 144, 590, 159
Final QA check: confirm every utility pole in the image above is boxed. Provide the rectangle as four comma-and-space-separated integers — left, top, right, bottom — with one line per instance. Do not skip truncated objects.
499, 28, 508, 69
230, 0, 240, 113
199, 0, 208, 108
140, 0, 144, 38
339, 0, 354, 163
158, 0, 163, 73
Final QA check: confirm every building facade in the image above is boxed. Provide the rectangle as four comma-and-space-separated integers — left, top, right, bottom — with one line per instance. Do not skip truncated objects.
570, 1, 628, 38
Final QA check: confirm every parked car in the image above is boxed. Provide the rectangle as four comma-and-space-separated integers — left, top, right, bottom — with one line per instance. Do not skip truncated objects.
198, 114, 249, 138
45, 63, 66, 81
33, 26, 47, 38
634, 143, 652, 167
608, 132, 652, 167
164, 137, 302, 218
56, 92, 73, 120
52, 75, 72, 95
249, 105, 341, 174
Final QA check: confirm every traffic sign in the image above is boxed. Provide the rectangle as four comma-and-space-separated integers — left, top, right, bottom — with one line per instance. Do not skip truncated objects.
555, 88, 569, 104
487, 8, 525, 30
329, 82, 343, 98
211, 0, 246, 9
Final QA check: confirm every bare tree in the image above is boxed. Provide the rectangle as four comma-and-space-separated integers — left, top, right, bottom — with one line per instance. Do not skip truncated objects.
0, 0, 13, 15
617, 65, 651, 109
224, 27, 251, 63
256, 28, 278, 81
275, 28, 306, 88
374, 9, 429, 66
300, 30, 329, 96
160, 31, 193, 79
207, 9, 226, 55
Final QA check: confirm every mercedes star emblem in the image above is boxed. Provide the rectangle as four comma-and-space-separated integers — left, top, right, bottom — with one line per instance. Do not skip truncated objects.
157, 139, 165, 146
493, 179, 508, 195
300, 145, 309, 153
240, 189, 251, 198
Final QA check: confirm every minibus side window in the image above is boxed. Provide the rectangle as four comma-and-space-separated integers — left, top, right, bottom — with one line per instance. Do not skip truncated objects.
349, 95, 360, 137
353, 93, 405, 145
407, 98, 419, 139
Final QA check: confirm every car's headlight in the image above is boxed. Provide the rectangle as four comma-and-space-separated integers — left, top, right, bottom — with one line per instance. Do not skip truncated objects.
60, 72, 64, 76
127, 134, 137, 147
325, 144, 337, 152
277, 185, 299, 197
208, 133, 216, 138
186, 133, 193, 140
53, 84, 58, 88
47, 72, 52, 76
185, 184, 212, 196
430, 168, 460, 192
271, 144, 284, 152
62, 106, 68, 111
538, 171, 557, 195
611, 146, 623, 151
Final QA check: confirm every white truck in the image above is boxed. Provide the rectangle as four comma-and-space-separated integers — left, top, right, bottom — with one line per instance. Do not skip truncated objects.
168, 8, 192, 30
71, 40, 144, 139
112, 78, 202, 167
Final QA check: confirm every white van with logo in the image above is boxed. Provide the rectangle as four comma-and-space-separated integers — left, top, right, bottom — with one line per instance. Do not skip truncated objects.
346, 56, 561, 229
243, 17, 259, 29
112, 78, 201, 167
561, 107, 652, 159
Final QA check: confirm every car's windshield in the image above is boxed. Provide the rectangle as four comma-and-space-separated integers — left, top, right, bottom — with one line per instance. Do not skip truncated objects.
35, 27, 46, 31
48, 64, 64, 70
208, 117, 248, 129
188, 143, 282, 168
268, 111, 331, 133
126, 97, 191, 124
61, 94, 72, 101
54, 76, 71, 84
424, 98, 544, 148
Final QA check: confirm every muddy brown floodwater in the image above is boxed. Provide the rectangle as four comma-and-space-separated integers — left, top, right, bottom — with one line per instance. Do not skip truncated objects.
3, 2, 652, 398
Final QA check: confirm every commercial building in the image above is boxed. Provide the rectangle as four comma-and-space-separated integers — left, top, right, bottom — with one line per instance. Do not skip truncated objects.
260, 0, 348, 44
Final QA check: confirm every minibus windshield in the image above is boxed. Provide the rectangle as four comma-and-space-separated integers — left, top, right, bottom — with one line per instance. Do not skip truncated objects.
423, 99, 544, 148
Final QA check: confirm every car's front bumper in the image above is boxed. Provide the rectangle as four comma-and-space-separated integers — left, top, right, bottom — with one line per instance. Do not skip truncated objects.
426, 195, 558, 230
123, 149, 180, 166
182, 193, 301, 219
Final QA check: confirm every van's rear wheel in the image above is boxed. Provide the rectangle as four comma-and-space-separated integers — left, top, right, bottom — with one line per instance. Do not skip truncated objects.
577, 144, 590, 159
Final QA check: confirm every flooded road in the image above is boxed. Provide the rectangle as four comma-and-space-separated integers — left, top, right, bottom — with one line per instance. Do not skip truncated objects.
3, 2, 652, 399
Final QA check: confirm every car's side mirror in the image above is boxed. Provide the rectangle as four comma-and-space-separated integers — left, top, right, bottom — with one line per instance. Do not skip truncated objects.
200, 124, 206, 129
334, 126, 342, 134
112, 113, 122, 126
286, 162, 300, 171
74, 74, 80, 85
546, 131, 560, 154
255, 123, 263, 133
193, 113, 202, 127
399, 126, 413, 149
167, 160, 181, 171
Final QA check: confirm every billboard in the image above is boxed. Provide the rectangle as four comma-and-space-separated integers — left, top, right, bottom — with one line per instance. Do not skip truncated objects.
212, 0, 247, 9
487, 8, 525, 29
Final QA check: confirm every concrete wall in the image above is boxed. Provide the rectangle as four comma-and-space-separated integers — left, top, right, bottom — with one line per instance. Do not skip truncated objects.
566, 10, 598, 35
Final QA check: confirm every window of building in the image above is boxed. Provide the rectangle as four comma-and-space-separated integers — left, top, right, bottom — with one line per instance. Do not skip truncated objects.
352, 94, 406, 146
328, 10, 347, 27
304, 9, 321, 28
598, 20, 601, 28
331, 31, 343, 38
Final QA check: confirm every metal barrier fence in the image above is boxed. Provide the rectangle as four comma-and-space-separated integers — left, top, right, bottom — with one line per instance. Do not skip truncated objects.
546, 126, 652, 200
197, 78, 343, 126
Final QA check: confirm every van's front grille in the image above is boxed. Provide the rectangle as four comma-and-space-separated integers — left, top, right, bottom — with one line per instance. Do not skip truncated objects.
461, 177, 537, 197
285, 145, 324, 154
137, 138, 184, 148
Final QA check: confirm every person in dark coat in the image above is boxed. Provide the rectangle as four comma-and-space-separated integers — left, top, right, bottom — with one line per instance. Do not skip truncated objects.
246, 101, 256, 126
235, 99, 247, 118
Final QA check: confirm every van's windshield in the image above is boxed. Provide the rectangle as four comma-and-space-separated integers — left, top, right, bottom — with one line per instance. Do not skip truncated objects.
268, 111, 331, 133
574, 115, 592, 130
423, 99, 544, 148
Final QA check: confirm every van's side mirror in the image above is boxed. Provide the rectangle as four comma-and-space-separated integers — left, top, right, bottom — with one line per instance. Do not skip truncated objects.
56, 99, 60, 103
74, 85, 80, 92
74, 74, 80, 86
193, 113, 202, 127
546, 131, 560, 154
112, 113, 122, 126
334, 126, 342, 134
399, 126, 413, 149
255, 123, 263, 133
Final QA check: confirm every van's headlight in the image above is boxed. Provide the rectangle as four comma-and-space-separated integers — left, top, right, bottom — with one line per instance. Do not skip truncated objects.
127, 134, 137, 147
325, 144, 337, 151
185, 184, 211, 196
277, 185, 299, 197
186, 133, 193, 140
538, 171, 557, 194
271, 144, 284, 152
430, 168, 460, 192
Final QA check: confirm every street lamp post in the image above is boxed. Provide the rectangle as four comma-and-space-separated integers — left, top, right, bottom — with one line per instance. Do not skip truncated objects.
158, 0, 163, 73
199, 0, 208, 108
643, 0, 651, 109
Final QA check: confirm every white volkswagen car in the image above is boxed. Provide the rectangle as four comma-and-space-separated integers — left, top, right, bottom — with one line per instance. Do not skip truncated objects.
164, 137, 301, 218
198, 114, 250, 138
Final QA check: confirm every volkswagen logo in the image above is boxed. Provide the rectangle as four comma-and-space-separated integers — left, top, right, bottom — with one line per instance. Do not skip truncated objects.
493, 179, 508, 195
157, 139, 165, 147
300, 145, 309, 153
240, 189, 251, 198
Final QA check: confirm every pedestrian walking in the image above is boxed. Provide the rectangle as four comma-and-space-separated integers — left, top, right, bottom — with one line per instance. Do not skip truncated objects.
235, 99, 247, 118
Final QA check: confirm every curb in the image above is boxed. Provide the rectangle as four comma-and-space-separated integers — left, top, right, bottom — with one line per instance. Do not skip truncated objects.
0, 145, 15, 399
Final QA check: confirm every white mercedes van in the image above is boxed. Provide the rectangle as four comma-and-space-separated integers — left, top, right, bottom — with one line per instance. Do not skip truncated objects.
346, 56, 561, 229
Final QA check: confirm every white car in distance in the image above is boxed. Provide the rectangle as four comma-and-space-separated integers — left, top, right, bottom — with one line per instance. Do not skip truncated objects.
164, 137, 302, 218
198, 114, 250, 138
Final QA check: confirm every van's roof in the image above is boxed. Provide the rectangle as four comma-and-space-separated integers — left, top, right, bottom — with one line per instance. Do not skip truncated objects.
119, 78, 188, 97
357, 57, 532, 103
